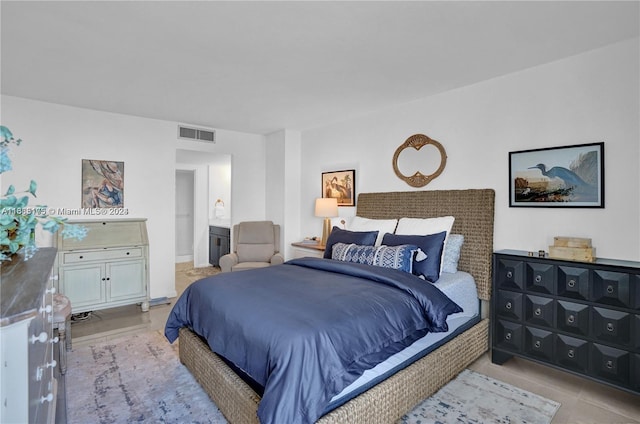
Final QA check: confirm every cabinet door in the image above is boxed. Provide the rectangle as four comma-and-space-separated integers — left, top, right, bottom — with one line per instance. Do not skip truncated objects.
107, 260, 146, 302
60, 265, 105, 311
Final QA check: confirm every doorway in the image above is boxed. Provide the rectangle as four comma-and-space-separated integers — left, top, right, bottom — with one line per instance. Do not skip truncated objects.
175, 169, 195, 263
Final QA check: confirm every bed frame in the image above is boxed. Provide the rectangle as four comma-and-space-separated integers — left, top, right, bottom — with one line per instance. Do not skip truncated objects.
178, 188, 495, 423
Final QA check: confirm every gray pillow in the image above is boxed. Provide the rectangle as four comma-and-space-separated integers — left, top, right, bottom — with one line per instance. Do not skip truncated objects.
442, 234, 464, 273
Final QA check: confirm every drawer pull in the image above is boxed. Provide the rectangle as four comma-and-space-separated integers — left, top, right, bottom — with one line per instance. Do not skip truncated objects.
50, 336, 59, 344
40, 393, 54, 404
606, 323, 614, 332
534, 340, 541, 348
40, 305, 52, 314
30, 332, 48, 344
606, 285, 614, 294
126, 252, 130, 255
506, 271, 513, 279
534, 275, 542, 283
567, 315, 575, 324
606, 360, 614, 369
568, 279, 576, 288
505, 332, 512, 341
534, 308, 541, 316
505, 301, 512, 310
46, 287, 56, 294
45, 360, 57, 369
79, 255, 84, 259
567, 349, 575, 358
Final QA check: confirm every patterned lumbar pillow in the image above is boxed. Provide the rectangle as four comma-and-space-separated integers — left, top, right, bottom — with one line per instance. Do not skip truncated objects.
331, 242, 425, 273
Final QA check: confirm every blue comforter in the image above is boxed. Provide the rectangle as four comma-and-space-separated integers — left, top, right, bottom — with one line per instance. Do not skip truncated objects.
165, 257, 462, 424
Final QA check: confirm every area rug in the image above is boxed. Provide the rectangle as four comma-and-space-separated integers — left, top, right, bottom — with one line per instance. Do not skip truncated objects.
66, 330, 228, 424
67, 330, 559, 424
400, 368, 560, 424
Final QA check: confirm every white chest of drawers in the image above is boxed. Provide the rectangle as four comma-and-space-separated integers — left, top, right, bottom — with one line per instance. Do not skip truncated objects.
54, 219, 150, 314
1, 248, 58, 424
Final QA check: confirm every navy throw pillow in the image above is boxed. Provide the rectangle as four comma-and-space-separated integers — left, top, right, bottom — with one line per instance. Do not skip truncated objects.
382, 231, 446, 282
323, 227, 378, 259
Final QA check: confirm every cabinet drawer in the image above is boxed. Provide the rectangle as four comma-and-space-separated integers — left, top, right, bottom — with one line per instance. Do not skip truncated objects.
592, 270, 630, 308
556, 334, 589, 373
525, 262, 555, 295
591, 343, 631, 387
591, 307, 631, 347
525, 327, 554, 362
525, 295, 554, 328
556, 300, 589, 337
496, 290, 523, 321
495, 258, 524, 290
494, 320, 523, 352
63, 248, 142, 264
557, 265, 590, 301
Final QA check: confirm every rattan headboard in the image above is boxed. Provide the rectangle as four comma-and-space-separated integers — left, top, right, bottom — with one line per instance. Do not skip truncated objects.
356, 189, 495, 301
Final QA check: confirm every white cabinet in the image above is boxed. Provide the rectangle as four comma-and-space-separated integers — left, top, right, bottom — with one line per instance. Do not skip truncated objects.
1, 248, 58, 424
55, 219, 149, 314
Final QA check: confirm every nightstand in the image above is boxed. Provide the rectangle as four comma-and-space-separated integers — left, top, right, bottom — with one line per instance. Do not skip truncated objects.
291, 242, 325, 259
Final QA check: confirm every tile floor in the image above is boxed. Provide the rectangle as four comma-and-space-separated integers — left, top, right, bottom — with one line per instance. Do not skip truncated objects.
64, 263, 639, 424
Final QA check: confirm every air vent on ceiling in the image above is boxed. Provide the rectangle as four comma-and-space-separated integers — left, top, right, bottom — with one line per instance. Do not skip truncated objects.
178, 125, 216, 143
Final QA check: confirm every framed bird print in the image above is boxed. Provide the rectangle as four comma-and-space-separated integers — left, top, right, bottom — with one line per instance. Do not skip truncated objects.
322, 169, 355, 206
509, 142, 604, 208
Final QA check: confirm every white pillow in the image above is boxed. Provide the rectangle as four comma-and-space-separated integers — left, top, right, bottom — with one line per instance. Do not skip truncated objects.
349, 216, 398, 246
395, 216, 455, 275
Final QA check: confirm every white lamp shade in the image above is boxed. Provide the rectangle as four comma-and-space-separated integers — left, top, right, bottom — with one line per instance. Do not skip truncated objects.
315, 197, 338, 217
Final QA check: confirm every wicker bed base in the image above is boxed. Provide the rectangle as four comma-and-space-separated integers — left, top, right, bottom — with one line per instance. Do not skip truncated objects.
179, 319, 489, 424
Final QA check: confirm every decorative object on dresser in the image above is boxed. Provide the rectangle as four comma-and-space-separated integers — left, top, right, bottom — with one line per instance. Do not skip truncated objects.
392, 134, 447, 188
0, 247, 59, 424
549, 236, 596, 263
54, 219, 150, 314
492, 249, 639, 395
315, 197, 338, 245
509, 142, 604, 208
322, 169, 355, 206
209, 225, 230, 266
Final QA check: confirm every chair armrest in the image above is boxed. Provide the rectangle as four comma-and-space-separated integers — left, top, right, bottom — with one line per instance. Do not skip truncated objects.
219, 253, 238, 272
270, 253, 285, 266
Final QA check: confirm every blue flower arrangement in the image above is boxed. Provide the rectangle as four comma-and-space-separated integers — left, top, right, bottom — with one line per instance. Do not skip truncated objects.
1, 125, 87, 260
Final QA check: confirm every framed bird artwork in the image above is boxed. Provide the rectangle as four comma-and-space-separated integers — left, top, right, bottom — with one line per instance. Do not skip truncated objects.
509, 142, 604, 208
322, 169, 355, 207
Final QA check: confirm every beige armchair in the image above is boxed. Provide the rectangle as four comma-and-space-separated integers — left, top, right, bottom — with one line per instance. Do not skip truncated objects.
219, 221, 284, 272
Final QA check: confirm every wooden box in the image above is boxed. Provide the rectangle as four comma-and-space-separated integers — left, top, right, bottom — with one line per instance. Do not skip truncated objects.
549, 245, 595, 262
553, 236, 592, 248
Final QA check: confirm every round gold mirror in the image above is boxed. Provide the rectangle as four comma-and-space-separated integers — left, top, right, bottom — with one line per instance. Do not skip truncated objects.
392, 134, 447, 187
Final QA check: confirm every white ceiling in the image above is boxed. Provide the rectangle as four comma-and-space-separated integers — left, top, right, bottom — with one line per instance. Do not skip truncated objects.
1, 1, 638, 135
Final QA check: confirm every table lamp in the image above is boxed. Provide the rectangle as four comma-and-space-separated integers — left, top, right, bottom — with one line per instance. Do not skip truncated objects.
315, 197, 338, 246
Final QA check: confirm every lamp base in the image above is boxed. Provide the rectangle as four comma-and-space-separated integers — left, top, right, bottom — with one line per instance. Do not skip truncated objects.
321, 218, 332, 246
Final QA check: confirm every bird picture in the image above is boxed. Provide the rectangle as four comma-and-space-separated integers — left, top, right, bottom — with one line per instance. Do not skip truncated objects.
510, 143, 602, 206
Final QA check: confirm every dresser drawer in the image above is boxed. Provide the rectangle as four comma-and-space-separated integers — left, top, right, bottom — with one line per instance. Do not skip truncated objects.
63, 247, 143, 264
525, 262, 555, 295
494, 320, 523, 352
525, 295, 554, 328
557, 265, 590, 301
591, 343, 631, 387
591, 307, 631, 347
495, 258, 524, 290
496, 290, 523, 321
525, 327, 554, 361
556, 300, 589, 337
592, 270, 630, 308
556, 334, 589, 373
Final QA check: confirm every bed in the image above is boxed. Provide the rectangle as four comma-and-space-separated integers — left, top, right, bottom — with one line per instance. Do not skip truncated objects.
169, 188, 495, 423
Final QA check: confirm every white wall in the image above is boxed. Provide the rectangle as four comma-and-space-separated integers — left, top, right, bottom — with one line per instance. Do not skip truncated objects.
1, 95, 267, 299
300, 38, 640, 261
